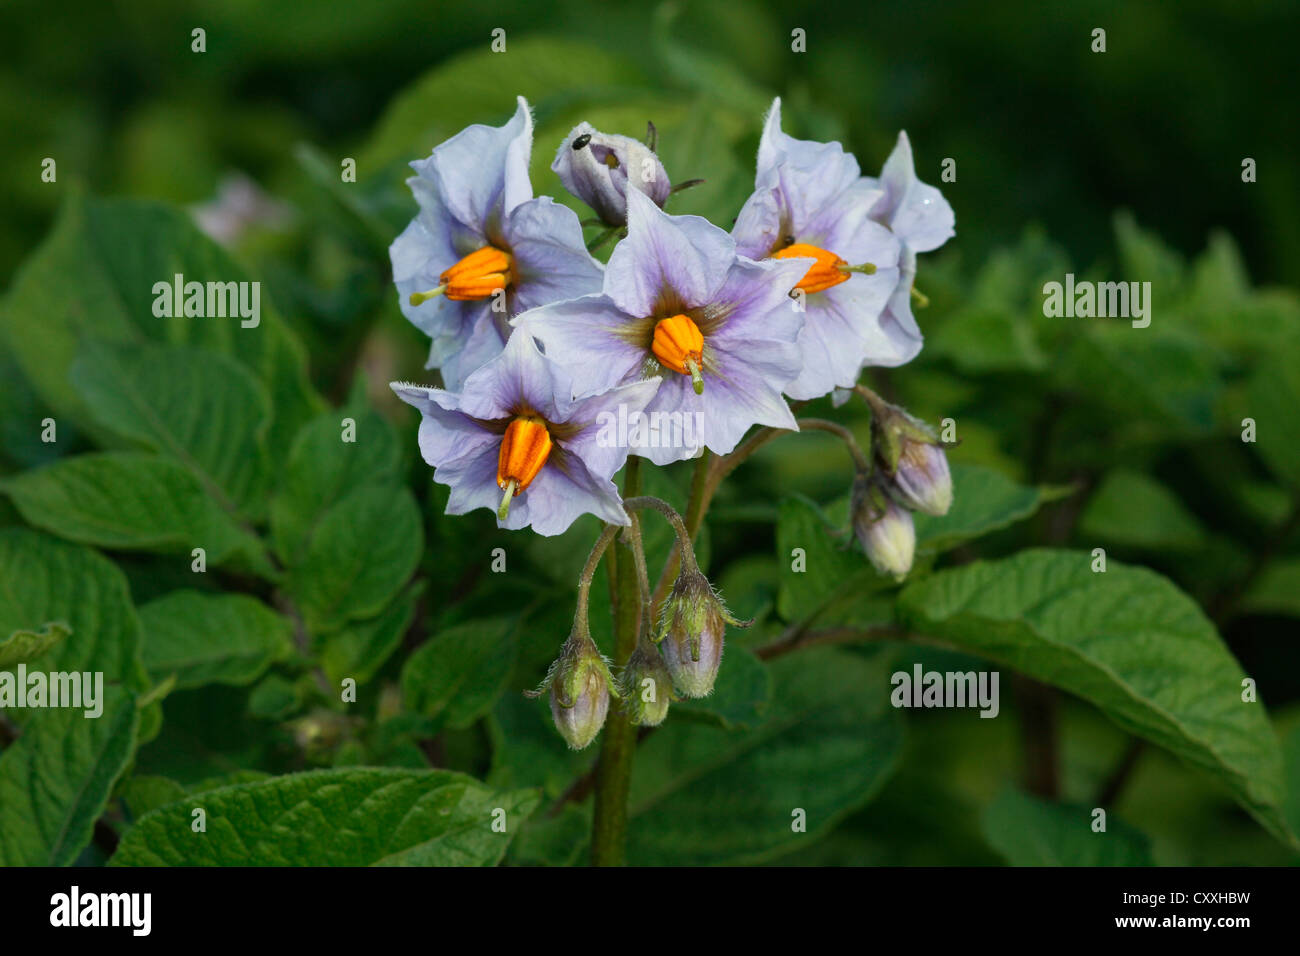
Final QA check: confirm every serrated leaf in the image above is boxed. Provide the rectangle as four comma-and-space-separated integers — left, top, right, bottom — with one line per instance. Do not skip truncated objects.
0, 452, 259, 566
109, 768, 539, 866
0, 620, 69, 669
137, 591, 292, 689
72, 342, 273, 521
982, 789, 1153, 866
626, 648, 904, 865
402, 618, 516, 731
289, 484, 423, 633
897, 548, 1293, 847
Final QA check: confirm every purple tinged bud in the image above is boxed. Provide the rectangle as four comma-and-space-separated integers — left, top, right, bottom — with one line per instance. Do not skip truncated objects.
656, 568, 747, 698
536, 632, 615, 750
620, 642, 673, 727
552, 122, 672, 226
852, 477, 916, 580
893, 440, 953, 516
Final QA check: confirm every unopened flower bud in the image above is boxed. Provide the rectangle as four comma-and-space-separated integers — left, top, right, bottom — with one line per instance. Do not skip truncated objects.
552, 123, 671, 226
531, 631, 616, 750
620, 642, 673, 726
852, 477, 916, 580
656, 568, 747, 698
893, 439, 952, 516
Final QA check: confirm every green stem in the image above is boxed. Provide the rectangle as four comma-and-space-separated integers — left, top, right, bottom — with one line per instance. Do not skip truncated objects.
590, 458, 642, 866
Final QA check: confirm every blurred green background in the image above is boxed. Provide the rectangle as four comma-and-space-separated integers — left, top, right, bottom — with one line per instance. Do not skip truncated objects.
2, 0, 1296, 282
2, 0, 1298, 866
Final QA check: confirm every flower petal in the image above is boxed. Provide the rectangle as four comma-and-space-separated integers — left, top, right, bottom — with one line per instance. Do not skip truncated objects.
870, 131, 955, 254
504, 197, 604, 313
605, 189, 735, 317
409, 95, 534, 236
512, 296, 647, 400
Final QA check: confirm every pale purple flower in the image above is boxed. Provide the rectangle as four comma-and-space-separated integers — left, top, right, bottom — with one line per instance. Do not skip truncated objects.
732, 98, 907, 399
390, 96, 604, 391
860, 130, 956, 376
391, 329, 659, 536
514, 189, 808, 466
552, 122, 671, 227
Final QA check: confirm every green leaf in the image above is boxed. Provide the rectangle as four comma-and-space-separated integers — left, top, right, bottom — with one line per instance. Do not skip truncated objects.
288, 484, 423, 633
1, 452, 258, 564
110, 768, 539, 866
0, 690, 140, 866
1061, 330, 1220, 437
897, 548, 1293, 846
0, 193, 322, 455
402, 618, 516, 731
982, 789, 1154, 866
1242, 559, 1300, 618
0, 620, 69, 669
320, 582, 422, 687
138, 591, 292, 690
120, 775, 189, 820
271, 406, 403, 566
0, 530, 149, 865
929, 305, 1047, 373
775, 495, 870, 624
913, 464, 1069, 553
1078, 469, 1208, 552
73, 342, 273, 521
626, 647, 904, 865
674, 645, 772, 729
1246, 336, 1300, 489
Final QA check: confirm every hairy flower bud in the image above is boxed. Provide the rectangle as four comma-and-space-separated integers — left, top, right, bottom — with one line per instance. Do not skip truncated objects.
620, 642, 674, 726
552, 123, 671, 226
852, 477, 916, 580
656, 568, 747, 698
532, 631, 616, 750
893, 439, 952, 516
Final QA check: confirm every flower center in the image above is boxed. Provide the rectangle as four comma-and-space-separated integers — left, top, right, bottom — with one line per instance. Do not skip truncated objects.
651, 314, 705, 394
409, 245, 513, 305
496, 416, 552, 519
772, 242, 875, 295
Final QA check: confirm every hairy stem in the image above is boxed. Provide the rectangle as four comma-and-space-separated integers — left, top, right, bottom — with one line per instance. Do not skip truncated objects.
590, 459, 642, 866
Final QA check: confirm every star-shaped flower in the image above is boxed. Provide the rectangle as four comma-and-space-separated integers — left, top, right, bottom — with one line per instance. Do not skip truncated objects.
514, 189, 809, 466
392, 329, 659, 536
732, 98, 906, 399
390, 96, 604, 390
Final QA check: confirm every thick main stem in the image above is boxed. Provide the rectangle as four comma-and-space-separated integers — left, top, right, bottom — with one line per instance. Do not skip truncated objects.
590, 458, 643, 866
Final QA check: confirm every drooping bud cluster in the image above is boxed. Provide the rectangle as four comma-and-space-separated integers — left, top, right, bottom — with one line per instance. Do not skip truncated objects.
528, 629, 618, 750
848, 394, 954, 580
655, 567, 749, 698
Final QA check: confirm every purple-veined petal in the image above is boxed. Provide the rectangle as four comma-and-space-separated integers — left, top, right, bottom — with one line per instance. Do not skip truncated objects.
560, 376, 664, 481
503, 197, 604, 313
604, 189, 735, 317
512, 297, 647, 400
